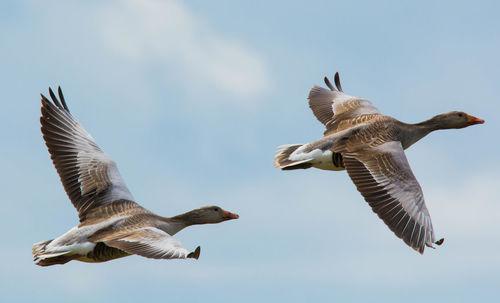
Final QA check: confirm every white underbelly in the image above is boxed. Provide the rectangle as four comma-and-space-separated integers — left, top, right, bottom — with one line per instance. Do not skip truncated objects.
46, 216, 127, 256
45, 226, 97, 256
57, 241, 96, 256
310, 150, 345, 171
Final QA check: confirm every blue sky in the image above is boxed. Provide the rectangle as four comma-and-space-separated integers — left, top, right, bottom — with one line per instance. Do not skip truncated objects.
1, 0, 499, 302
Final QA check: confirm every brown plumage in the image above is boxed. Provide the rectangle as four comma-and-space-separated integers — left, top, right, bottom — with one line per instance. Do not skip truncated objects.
274, 72, 484, 253
33, 87, 239, 266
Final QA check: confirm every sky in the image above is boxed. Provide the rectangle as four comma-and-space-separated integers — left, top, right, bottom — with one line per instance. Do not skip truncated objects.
1, 0, 499, 302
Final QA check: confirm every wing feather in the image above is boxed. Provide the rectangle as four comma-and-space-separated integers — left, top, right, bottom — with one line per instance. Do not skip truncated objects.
343, 141, 436, 253
308, 74, 380, 134
40, 88, 134, 221
103, 227, 199, 260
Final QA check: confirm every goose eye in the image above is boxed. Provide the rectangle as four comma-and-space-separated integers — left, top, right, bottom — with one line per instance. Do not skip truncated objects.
213, 208, 218, 212
458, 113, 463, 117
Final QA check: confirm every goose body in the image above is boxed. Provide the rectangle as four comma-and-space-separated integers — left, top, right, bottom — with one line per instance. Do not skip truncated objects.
33, 88, 238, 266
274, 73, 484, 253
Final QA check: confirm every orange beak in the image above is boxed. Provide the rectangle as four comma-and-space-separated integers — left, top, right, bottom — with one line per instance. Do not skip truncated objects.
222, 210, 239, 220
467, 114, 485, 125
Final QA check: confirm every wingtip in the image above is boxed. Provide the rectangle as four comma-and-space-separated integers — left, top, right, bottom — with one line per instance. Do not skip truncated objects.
188, 246, 201, 260
434, 238, 444, 246
334, 72, 343, 92
57, 86, 69, 111
421, 238, 444, 253
48, 87, 56, 99
48, 86, 63, 108
324, 76, 336, 91
40, 93, 49, 103
415, 244, 425, 254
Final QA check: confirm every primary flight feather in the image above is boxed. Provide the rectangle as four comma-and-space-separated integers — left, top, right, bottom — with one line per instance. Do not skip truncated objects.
33, 87, 238, 266
274, 73, 484, 253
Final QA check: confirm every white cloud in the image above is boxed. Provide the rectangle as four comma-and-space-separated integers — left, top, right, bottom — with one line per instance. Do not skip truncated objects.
97, 0, 270, 100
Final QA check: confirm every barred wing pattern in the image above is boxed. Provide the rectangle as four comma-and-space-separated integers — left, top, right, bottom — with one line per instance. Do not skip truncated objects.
104, 227, 200, 260
308, 74, 380, 134
343, 141, 436, 253
40, 87, 134, 221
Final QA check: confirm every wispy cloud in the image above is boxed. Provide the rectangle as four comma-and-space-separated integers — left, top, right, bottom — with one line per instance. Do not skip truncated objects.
97, 0, 270, 100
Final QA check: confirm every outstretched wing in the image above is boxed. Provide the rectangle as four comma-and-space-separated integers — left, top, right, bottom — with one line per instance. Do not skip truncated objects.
343, 141, 437, 253
40, 87, 134, 221
308, 73, 380, 135
102, 227, 200, 260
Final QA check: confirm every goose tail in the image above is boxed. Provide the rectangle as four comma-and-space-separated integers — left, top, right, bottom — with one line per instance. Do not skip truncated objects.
274, 144, 313, 170
32, 239, 72, 267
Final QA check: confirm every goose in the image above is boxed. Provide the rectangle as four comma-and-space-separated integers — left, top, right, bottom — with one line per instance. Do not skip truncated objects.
274, 73, 484, 253
33, 87, 239, 266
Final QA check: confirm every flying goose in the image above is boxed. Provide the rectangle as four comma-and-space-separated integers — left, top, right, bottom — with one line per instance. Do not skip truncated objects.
33, 88, 239, 266
274, 73, 484, 253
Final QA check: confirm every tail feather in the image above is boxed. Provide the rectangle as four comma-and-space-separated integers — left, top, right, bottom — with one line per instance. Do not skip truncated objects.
274, 144, 313, 170
36, 255, 73, 267
32, 239, 74, 266
32, 239, 53, 261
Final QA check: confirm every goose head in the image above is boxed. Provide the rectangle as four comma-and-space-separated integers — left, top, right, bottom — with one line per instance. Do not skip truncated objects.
428, 111, 484, 129
198, 206, 239, 223
175, 206, 239, 225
